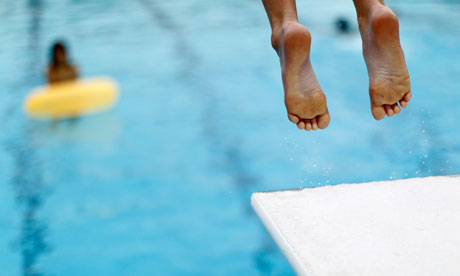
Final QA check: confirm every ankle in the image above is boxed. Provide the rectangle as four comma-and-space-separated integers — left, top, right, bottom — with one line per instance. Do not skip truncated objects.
270, 20, 301, 51
357, 4, 396, 31
271, 27, 282, 51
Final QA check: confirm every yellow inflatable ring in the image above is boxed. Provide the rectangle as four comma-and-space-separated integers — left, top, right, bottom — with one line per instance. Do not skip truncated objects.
24, 77, 119, 119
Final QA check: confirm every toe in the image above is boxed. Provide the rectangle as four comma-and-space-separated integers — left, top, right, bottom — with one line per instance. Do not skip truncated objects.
371, 104, 386, 120
384, 105, 394, 117
305, 121, 312, 131
404, 91, 412, 102
393, 104, 401, 114
399, 91, 411, 108
288, 113, 300, 124
297, 120, 305, 129
399, 99, 407, 108
317, 112, 330, 129
311, 118, 318, 130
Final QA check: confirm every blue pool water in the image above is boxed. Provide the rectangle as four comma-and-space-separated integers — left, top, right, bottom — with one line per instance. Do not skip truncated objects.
0, 0, 459, 275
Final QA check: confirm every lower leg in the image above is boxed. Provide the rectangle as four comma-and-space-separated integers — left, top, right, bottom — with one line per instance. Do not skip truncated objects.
262, 0, 298, 30
352, 0, 385, 20
262, 0, 298, 51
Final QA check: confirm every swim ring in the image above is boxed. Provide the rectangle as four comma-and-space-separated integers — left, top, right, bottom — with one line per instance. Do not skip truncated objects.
24, 77, 119, 119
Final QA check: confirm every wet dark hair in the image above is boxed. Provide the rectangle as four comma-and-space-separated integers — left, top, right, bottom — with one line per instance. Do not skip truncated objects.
335, 17, 351, 34
50, 41, 67, 65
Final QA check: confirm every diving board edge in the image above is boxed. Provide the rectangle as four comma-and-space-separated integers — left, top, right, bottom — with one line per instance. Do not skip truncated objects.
251, 193, 310, 276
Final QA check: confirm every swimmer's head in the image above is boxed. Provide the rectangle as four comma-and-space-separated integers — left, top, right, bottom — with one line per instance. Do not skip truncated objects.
51, 41, 68, 65
335, 17, 351, 34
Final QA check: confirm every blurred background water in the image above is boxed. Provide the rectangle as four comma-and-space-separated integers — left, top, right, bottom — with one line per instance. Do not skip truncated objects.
0, 0, 459, 275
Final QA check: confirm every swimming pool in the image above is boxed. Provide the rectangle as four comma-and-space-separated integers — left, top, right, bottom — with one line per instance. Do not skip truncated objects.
0, 0, 459, 275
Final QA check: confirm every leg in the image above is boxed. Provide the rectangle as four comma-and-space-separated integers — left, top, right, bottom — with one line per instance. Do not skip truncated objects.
262, 0, 330, 131
353, 0, 411, 120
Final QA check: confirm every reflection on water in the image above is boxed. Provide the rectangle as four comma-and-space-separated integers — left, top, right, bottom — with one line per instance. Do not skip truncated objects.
4, 1, 52, 274
18, 208, 49, 276
137, 0, 198, 79
28, 0, 42, 46
7, 126, 51, 276
137, 1, 281, 273
6, 111, 121, 274
26, 0, 43, 84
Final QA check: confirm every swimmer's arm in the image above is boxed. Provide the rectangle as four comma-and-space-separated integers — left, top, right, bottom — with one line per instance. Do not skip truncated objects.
71, 65, 79, 80
46, 67, 57, 84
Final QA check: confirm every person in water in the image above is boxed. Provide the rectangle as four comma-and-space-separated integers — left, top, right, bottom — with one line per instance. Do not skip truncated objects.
47, 41, 78, 84
262, 0, 412, 131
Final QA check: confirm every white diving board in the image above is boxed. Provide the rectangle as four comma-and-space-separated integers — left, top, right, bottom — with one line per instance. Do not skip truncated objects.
251, 175, 460, 276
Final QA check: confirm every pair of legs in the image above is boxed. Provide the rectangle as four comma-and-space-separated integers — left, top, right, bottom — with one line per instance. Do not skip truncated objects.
263, 0, 411, 130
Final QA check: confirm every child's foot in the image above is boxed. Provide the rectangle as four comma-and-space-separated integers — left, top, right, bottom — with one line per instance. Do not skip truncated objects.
359, 5, 411, 120
272, 22, 330, 131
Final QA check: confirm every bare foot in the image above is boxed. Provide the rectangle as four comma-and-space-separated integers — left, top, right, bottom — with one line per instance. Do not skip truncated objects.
272, 22, 330, 131
359, 5, 411, 120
